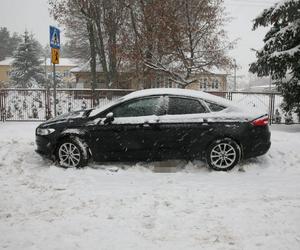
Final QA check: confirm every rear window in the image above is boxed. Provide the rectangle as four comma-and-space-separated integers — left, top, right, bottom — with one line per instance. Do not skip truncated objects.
206, 102, 226, 112
167, 97, 206, 115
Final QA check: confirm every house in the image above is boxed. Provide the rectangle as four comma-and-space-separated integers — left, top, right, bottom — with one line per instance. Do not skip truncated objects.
71, 60, 228, 91
0, 57, 78, 87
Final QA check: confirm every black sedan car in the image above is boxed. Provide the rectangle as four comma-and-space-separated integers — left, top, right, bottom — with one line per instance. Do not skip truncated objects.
36, 88, 271, 171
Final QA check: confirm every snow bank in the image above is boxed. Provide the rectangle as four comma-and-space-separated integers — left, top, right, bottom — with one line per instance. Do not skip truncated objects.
0, 122, 300, 250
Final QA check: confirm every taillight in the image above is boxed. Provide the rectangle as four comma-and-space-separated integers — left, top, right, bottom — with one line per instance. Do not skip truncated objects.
251, 115, 269, 126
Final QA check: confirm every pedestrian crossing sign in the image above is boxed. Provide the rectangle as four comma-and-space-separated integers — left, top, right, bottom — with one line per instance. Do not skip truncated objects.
50, 26, 60, 49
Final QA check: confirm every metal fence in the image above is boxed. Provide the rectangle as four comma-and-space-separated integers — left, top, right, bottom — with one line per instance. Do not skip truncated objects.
0, 88, 134, 122
0, 88, 298, 124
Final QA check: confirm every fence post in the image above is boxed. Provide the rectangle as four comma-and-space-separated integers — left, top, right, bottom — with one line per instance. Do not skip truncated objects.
0, 90, 5, 122
268, 93, 275, 125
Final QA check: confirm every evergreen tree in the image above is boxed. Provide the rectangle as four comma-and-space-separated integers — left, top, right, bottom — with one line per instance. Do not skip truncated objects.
10, 31, 45, 88
0, 27, 10, 60
0, 27, 22, 60
249, 0, 300, 114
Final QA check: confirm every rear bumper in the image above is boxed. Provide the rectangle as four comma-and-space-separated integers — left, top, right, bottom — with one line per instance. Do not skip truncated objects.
241, 125, 271, 159
243, 141, 271, 159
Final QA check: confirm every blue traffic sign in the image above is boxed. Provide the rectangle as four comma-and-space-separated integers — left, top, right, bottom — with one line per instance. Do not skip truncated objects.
50, 26, 60, 49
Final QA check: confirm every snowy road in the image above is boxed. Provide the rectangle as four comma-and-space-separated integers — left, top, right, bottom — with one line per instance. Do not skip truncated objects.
0, 122, 300, 250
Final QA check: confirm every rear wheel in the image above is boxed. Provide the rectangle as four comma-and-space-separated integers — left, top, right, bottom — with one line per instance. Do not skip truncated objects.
206, 138, 241, 171
56, 137, 88, 168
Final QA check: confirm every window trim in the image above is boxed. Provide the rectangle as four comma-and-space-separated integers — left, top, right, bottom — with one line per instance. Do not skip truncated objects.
204, 100, 227, 112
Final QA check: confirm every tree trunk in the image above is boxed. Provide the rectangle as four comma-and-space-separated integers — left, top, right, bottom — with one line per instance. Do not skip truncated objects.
108, 26, 118, 88
87, 21, 97, 105
94, 12, 110, 87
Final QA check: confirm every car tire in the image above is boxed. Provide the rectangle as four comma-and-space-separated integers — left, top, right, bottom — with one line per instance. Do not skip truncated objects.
56, 137, 89, 168
206, 138, 241, 171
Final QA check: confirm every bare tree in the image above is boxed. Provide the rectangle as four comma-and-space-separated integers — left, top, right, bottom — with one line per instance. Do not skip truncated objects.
127, 0, 234, 88
49, 0, 233, 89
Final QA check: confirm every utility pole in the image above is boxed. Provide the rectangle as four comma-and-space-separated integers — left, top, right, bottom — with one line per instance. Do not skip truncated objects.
49, 25, 60, 117
53, 63, 56, 116
233, 59, 237, 91
44, 56, 47, 79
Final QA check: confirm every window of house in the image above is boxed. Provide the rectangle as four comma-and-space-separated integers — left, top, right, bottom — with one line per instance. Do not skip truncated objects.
214, 79, 219, 89
203, 78, 207, 89
167, 97, 206, 115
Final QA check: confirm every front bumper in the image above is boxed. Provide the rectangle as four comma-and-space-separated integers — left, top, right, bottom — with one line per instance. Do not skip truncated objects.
35, 135, 55, 158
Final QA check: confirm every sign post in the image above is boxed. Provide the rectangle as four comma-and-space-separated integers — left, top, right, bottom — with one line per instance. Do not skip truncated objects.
49, 26, 60, 117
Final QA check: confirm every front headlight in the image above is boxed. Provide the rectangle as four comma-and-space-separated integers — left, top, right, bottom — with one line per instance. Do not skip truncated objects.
36, 128, 55, 136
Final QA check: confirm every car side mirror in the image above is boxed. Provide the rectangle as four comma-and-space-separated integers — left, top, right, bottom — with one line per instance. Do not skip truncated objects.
104, 112, 114, 124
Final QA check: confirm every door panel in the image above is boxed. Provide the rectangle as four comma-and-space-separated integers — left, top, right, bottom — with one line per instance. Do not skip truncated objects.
89, 96, 166, 161
158, 96, 213, 159
90, 115, 163, 161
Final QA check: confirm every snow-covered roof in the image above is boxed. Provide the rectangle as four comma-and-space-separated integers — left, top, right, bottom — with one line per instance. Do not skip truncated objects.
0, 58, 14, 66
45, 58, 78, 67
70, 59, 134, 73
70, 59, 104, 73
202, 66, 229, 76
71, 59, 228, 76
0, 57, 78, 67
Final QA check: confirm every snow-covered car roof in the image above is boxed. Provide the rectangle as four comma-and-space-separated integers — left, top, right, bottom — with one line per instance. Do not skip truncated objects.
122, 88, 234, 107
90, 88, 233, 117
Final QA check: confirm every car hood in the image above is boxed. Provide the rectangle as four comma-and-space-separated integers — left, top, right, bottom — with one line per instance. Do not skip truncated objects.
39, 109, 92, 127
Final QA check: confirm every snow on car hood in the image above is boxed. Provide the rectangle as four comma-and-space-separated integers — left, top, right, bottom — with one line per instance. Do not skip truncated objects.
40, 109, 92, 127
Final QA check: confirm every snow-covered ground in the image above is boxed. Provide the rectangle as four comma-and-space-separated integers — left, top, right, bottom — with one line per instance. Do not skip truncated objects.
0, 122, 300, 250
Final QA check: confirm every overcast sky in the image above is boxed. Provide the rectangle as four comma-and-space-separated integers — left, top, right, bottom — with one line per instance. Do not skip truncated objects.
0, 0, 279, 76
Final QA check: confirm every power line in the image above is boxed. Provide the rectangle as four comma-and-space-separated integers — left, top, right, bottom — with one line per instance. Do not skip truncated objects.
228, 0, 277, 4
226, 0, 277, 8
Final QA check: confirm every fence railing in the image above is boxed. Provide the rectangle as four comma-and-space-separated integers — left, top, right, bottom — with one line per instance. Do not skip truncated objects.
0, 88, 298, 124
0, 88, 134, 122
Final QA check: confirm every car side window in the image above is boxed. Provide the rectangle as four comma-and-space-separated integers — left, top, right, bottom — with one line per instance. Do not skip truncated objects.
167, 97, 206, 115
206, 101, 226, 112
110, 96, 163, 117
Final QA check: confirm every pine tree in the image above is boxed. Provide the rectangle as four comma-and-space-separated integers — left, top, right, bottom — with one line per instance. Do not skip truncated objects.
10, 31, 45, 88
0, 27, 10, 60
249, 0, 300, 114
0, 27, 22, 60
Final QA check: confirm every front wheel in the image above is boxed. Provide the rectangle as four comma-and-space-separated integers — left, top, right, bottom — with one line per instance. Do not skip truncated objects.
206, 138, 241, 171
56, 137, 89, 168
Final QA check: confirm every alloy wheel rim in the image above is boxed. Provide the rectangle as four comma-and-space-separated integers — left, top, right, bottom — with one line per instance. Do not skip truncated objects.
210, 143, 236, 169
58, 142, 81, 168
